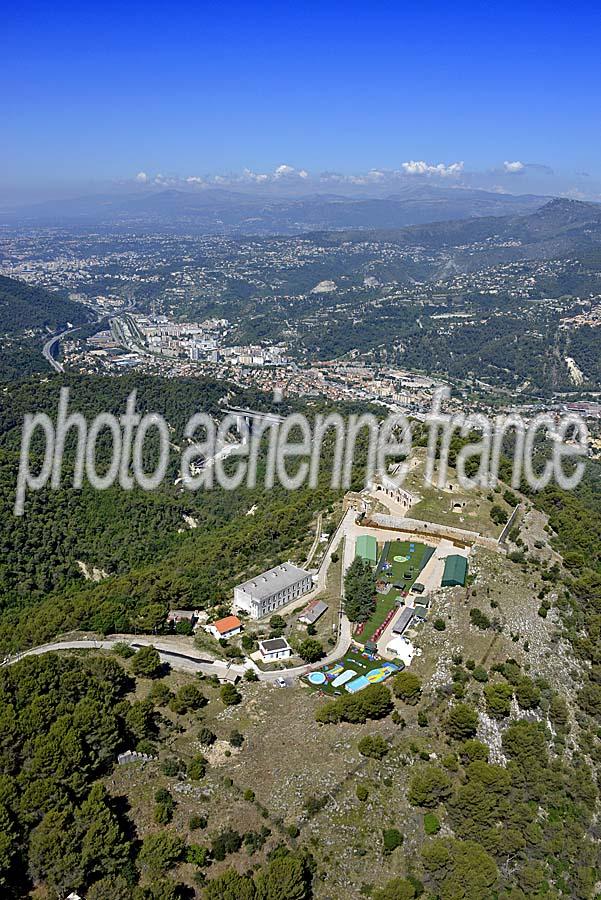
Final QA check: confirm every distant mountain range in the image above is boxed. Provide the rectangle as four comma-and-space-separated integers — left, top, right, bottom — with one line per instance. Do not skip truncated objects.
308, 198, 601, 269
1, 183, 550, 234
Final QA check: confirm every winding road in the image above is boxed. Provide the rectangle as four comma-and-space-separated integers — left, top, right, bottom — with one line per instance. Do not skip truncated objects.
2, 512, 354, 682
2, 625, 351, 684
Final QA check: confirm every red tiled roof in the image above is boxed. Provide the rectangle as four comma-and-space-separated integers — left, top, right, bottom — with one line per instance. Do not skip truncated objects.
213, 615, 242, 635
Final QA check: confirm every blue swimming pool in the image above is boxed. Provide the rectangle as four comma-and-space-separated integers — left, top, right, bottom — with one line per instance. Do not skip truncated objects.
345, 674, 370, 693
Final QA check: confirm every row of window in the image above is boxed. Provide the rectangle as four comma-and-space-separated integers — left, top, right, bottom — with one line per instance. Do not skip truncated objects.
257, 579, 311, 615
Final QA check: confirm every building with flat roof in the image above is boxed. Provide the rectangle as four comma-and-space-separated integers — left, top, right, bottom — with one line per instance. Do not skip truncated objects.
392, 607, 414, 635
355, 534, 377, 564
258, 637, 292, 661
442, 555, 468, 587
234, 562, 312, 620
167, 609, 200, 629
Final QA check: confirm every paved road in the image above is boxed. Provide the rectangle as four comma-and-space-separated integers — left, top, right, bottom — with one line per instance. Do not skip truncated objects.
42, 327, 75, 372
1, 511, 357, 682
43, 309, 108, 373
3, 636, 253, 678
1, 631, 350, 683
304, 512, 323, 568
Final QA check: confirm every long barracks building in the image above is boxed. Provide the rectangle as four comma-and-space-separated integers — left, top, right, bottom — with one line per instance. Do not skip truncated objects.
233, 562, 313, 620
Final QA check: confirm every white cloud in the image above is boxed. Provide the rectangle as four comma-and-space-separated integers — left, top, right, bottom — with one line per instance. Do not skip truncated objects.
186, 176, 205, 185
319, 168, 399, 185
401, 160, 464, 177
242, 168, 269, 183
135, 171, 148, 183
153, 173, 179, 187
274, 164, 296, 178
503, 160, 525, 174
210, 164, 311, 184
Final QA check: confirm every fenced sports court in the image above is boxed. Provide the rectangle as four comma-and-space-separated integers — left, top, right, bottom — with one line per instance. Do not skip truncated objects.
354, 539, 434, 644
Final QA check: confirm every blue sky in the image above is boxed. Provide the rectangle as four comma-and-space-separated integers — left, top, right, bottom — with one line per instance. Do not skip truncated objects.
2, 0, 601, 200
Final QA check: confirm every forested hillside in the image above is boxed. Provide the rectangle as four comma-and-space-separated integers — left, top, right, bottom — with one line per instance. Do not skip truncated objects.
0, 651, 314, 897
310, 198, 601, 259
0, 374, 366, 655
0, 275, 90, 334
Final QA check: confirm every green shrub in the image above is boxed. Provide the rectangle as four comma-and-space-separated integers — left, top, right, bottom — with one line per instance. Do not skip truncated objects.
186, 844, 210, 867
221, 683, 242, 706
382, 828, 404, 854
424, 812, 441, 835
358, 734, 389, 759
316, 684, 393, 724
113, 641, 135, 659
198, 726, 217, 746
187, 755, 207, 781
392, 672, 422, 705
470, 608, 491, 630
356, 783, 369, 802
472, 666, 489, 682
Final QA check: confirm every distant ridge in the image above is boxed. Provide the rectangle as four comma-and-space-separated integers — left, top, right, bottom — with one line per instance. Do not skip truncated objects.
308, 197, 601, 253
1, 184, 549, 234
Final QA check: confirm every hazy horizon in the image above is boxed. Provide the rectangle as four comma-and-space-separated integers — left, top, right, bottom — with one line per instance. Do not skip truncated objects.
2, 1, 601, 206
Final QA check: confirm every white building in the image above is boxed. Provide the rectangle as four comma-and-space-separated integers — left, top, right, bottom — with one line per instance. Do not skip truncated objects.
234, 562, 312, 620
206, 615, 242, 640
258, 638, 292, 661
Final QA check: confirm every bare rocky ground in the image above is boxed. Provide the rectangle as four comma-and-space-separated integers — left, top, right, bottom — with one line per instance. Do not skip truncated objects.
101, 502, 584, 898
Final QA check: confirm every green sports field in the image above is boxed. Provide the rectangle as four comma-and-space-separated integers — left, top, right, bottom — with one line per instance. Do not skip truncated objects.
354, 539, 433, 644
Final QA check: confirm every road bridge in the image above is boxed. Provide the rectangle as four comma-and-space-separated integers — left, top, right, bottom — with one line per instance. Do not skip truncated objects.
224, 406, 286, 442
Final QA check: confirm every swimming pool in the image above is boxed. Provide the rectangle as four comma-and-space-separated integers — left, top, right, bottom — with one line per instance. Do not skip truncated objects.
367, 663, 398, 683
332, 669, 357, 688
345, 674, 370, 693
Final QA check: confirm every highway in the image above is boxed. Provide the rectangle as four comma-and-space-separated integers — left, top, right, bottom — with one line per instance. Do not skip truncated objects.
42, 327, 76, 372
42, 297, 133, 373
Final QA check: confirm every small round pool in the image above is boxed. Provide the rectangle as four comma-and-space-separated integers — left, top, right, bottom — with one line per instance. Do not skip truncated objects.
308, 671, 326, 685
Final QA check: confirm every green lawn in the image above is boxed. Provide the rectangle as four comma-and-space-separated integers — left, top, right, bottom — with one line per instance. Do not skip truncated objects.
301, 648, 390, 695
354, 540, 433, 644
